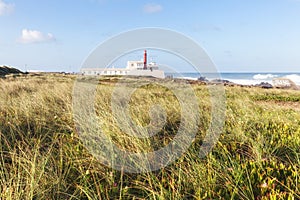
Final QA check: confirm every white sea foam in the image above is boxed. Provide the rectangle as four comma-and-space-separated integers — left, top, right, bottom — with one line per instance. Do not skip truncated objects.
283, 74, 300, 85
174, 73, 300, 86
253, 74, 277, 80
227, 79, 272, 86
180, 76, 198, 80
27, 69, 44, 72
176, 77, 272, 85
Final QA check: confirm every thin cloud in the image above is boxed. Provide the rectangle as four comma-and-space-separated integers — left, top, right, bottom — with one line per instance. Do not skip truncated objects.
143, 3, 163, 14
192, 24, 223, 32
88, 0, 107, 3
18, 29, 56, 44
0, 0, 14, 16
224, 50, 233, 57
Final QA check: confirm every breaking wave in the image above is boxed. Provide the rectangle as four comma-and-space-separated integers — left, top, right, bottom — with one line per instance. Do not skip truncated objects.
283, 74, 300, 85
253, 74, 278, 80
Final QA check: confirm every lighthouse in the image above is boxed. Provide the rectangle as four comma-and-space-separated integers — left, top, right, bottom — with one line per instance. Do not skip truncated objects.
143, 50, 147, 70
80, 50, 165, 78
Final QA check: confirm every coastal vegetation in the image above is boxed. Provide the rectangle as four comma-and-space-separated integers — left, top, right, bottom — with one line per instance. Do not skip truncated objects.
0, 74, 299, 199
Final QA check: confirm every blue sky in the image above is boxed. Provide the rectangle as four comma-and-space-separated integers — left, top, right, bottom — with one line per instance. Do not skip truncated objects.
0, 0, 300, 72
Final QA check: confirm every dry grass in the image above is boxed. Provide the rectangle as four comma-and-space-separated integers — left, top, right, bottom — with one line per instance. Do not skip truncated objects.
0, 74, 299, 199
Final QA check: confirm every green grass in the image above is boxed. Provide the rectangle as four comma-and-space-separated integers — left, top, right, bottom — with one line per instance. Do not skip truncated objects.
0, 74, 299, 199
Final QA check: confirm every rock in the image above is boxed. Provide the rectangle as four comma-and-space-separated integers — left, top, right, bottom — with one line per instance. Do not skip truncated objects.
211, 79, 232, 84
255, 82, 273, 89
0, 66, 24, 76
273, 78, 297, 89
198, 76, 208, 82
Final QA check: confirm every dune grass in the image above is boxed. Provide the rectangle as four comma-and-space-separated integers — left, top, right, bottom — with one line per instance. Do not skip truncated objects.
0, 74, 299, 199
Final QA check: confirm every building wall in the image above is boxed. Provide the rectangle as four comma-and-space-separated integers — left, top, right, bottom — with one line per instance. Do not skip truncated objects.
127, 61, 144, 69
127, 69, 165, 78
80, 68, 165, 79
81, 69, 129, 76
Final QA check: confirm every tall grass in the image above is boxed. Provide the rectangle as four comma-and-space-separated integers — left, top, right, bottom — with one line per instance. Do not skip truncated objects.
0, 74, 299, 199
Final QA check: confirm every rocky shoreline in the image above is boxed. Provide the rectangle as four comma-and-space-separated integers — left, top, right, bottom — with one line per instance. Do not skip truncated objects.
1, 67, 298, 90
184, 76, 299, 90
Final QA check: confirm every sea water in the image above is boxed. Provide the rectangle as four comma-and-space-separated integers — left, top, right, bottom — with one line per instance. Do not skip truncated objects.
167, 73, 300, 86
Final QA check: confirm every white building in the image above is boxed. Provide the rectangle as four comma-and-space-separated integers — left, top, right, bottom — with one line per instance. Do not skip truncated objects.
80, 50, 165, 79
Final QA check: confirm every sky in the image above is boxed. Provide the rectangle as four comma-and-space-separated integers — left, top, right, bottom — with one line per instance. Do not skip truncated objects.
0, 0, 300, 72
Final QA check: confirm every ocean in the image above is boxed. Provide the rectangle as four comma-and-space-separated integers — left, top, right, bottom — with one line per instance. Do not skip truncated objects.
167, 73, 300, 86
